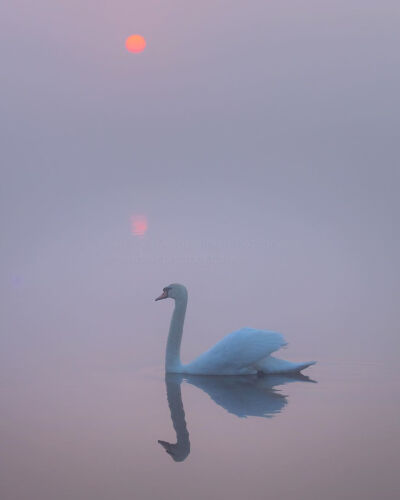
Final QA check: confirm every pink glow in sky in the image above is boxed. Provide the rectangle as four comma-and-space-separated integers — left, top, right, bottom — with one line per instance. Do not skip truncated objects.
131, 215, 148, 236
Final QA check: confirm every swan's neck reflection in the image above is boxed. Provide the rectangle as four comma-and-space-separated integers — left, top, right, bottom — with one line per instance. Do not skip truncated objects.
159, 373, 316, 462
158, 374, 190, 462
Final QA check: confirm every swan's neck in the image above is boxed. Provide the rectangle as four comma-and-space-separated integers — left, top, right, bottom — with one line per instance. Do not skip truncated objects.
165, 295, 187, 372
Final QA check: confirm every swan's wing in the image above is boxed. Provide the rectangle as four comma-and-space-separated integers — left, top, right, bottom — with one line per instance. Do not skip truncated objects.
186, 328, 286, 375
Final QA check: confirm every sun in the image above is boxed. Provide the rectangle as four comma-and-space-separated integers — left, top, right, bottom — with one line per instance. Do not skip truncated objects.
125, 34, 146, 53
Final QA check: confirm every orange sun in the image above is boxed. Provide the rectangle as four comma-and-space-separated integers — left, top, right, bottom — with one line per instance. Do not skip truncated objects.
125, 34, 146, 53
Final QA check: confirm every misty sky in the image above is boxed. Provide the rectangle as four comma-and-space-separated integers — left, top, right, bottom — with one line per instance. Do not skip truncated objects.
1, 1, 399, 372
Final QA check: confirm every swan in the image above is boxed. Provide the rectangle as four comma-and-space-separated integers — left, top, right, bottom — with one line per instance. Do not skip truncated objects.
155, 283, 316, 375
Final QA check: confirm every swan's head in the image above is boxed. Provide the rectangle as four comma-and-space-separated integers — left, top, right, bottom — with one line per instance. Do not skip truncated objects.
155, 283, 187, 302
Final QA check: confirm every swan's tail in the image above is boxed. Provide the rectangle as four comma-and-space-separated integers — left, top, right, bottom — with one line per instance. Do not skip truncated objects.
254, 356, 316, 374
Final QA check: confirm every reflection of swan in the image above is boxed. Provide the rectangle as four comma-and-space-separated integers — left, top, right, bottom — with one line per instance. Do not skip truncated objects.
183, 373, 315, 418
159, 373, 316, 461
158, 375, 190, 462
155, 284, 316, 375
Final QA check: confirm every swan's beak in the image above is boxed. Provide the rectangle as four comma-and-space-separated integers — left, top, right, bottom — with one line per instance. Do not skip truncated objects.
155, 290, 168, 301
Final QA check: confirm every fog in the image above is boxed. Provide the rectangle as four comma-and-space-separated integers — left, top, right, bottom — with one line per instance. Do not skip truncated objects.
1, 2, 399, 499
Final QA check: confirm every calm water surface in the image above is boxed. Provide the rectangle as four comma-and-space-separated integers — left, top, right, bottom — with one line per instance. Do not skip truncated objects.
2, 354, 399, 500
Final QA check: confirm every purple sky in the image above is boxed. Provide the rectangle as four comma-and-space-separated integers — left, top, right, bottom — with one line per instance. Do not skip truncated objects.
1, 0, 399, 370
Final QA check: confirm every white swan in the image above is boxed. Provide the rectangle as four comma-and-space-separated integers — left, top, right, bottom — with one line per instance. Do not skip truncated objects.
155, 283, 316, 375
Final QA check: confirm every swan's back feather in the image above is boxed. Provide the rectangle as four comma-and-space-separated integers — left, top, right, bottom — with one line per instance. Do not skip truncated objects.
184, 328, 286, 375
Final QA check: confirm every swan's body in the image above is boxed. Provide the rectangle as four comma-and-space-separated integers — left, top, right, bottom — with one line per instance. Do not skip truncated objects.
156, 283, 316, 376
